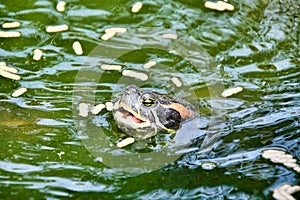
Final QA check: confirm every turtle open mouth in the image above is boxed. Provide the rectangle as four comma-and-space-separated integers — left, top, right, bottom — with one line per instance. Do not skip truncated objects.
126, 112, 145, 124
113, 107, 151, 129
122, 109, 145, 124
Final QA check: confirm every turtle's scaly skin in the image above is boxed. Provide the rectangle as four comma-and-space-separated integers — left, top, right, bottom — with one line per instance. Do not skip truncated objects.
113, 85, 197, 139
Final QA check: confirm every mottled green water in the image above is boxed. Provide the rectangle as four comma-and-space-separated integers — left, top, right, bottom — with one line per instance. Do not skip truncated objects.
0, 0, 299, 199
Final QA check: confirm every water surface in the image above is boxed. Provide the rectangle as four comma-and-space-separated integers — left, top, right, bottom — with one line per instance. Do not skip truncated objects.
0, 0, 299, 199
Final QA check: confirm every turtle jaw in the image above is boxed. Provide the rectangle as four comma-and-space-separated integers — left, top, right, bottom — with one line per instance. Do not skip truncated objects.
113, 104, 151, 129
120, 108, 146, 124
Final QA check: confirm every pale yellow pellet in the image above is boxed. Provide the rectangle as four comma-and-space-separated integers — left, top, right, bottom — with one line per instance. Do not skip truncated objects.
0, 31, 21, 38
11, 87, 27, 97
294, 166, 300, 173
78, 103, 90, 117
284, 162, 299, 168
2, 22, 21, 29
90, 104, 105, 115
46, 24, 69, 33
272, 187, 289, 200
101, 31, 116, 41
273, 184, 300, 200
262, 150, 292, 159
105, 102, 114, 111
0, 61, 18, 76
105, 27, 127, 34
270, 157, 297, 164
273, 154, 294, 159
33, 49, 43, 61
0, 69, 21, 80
72, 41, 83, 55
204, 1, 225, 11
217, 1, 234, 11
0, 65, 18, 74
143, 61, 157, 69
221, 86, 243, 97
122, 70, 148, 81
116, 137, 135, 148
100, 64, 122, 71
171, 77, 182, 87
262, 149, 285, 158
56, 1, 66, 12
131, 2, 143, 13
286, 185, 300, 194
162, 33, 178, 40
201, 162, 217, 170
262, 149, 300, 174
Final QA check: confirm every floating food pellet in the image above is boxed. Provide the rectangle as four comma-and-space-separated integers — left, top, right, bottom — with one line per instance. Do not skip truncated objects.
33, 49, 43, 61
287, 185, 300, 194
294, 166, 300, 173
0, 69, 21, 80
105, 102, 114, 111
78, 103, 90, 117
273, 184, 300, 200
11, 87, 27, 98
262, 149, 285, 159
101, 31, 116, 41
204, 1, 234, 11
262, 149, 300, 174
91, 103, 105, 115
72, 41, 83, 55
105, 27, 127, 34
204, 1, 225, 11
0, 65, 18, 74
171, 77, 182, 87
116, 137, 135, 148
162, 33, 178, 40
0, 31, 21, 38
217, 1, 234, 11
131, 2, 143, 13
201, 162, 217, 170
143, 61, 157, 69
46, 24, 69, 33
270, 157, 296, 164
100, 64, 122, 71
284, 162, 298, 168
56, 1, 66, 12
122, 70, 148, 81
2, 22, 21, 29
221, 86, 243, 97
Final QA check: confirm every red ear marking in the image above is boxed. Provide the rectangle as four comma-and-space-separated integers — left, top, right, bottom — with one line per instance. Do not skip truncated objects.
162, 103, 194, 119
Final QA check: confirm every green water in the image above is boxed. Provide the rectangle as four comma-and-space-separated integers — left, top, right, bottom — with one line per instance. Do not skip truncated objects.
0, 0, 299, 199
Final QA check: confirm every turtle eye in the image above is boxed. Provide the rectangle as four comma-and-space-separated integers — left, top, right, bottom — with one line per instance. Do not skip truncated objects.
141, 93, 156, 107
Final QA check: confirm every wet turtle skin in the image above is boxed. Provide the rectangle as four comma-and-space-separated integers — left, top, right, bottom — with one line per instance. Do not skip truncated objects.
113, 85, 197, 139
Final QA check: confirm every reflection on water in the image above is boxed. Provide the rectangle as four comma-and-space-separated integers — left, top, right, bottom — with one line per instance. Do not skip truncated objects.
0, 0, 299, 199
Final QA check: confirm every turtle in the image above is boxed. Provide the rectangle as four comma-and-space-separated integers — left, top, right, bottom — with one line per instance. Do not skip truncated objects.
113, 85, 198, 139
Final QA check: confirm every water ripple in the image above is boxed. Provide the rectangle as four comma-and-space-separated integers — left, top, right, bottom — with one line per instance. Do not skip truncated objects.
234, 107, 300, 129
0, 0, 299, 199
0, 161, 43, 173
